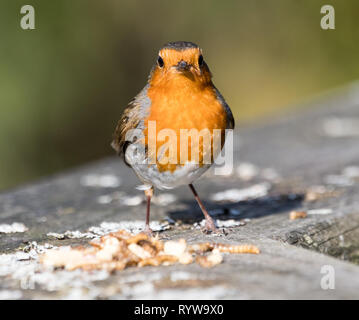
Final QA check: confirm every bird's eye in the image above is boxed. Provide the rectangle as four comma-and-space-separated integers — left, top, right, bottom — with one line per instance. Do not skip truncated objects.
157, 56, 164, 68
198, 55, 204, 67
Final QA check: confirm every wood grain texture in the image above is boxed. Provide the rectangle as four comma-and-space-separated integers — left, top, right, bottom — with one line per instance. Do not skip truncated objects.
1, 84, 359, 299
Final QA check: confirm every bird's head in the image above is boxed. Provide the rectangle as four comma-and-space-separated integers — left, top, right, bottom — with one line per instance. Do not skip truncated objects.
149, 41, 212, 87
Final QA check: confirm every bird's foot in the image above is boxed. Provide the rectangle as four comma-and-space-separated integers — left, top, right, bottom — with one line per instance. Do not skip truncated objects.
201, 219, 227, 235
142, 226, 154, 237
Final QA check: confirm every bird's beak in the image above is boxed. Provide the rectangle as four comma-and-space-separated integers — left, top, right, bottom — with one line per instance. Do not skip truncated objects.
176, 60, 191, 72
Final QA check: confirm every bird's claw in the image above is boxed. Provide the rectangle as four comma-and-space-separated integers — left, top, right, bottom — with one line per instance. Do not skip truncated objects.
201, 220, 227, 235
142, 226, 154, 237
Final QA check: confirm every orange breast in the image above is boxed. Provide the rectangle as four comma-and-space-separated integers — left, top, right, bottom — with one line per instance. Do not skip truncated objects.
144, 75, 227, 172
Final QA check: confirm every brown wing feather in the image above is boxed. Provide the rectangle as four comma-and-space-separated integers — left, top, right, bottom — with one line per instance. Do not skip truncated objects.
112, 100, 138, 156
111, 85, 150, 160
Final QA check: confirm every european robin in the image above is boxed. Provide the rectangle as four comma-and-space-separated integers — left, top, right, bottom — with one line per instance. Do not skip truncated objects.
112, 41, 234, 234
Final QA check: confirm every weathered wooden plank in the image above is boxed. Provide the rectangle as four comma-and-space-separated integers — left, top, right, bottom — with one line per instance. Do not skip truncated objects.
0, 85, 359, 299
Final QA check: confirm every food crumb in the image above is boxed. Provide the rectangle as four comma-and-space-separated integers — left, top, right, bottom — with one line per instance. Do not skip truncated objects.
40, 230, 260, 271
289, 211, 307, 220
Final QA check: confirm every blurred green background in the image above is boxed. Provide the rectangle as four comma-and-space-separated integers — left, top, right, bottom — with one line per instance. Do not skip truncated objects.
0, 0, 358, 191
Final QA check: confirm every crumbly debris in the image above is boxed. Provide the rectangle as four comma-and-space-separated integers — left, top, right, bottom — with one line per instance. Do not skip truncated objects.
193, 219, 246, 230
89, 221, 170, 235
0, 232, 258, 299
196, 249, 223, 268
0, 222, 28, 234
216, 219, 246, 228
307, 208, 333, 215
40, 231, 260, 271
47, 231, 96, 240
289, 211, 308, 220
0, 247, 110, 296
128, 243, 152, 259
163, 239, 187, 257
163, 239, 193, 264
188, 242, 260, 254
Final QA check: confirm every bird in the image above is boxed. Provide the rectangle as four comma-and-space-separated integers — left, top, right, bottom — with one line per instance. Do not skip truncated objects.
112, 41, 234, 235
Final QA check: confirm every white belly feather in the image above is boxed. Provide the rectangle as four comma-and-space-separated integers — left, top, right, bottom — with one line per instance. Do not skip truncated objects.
125, 143, 211, 190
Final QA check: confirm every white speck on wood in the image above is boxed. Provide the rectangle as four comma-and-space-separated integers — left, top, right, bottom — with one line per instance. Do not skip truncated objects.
0, 222, 28, 234
80, 174, 121, 188
210, 183, 271, 202
307, 208, 333, 215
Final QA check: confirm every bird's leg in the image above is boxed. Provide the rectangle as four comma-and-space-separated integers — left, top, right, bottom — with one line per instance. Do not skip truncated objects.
143, 187, 154, 236
189, 184, 217, 233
